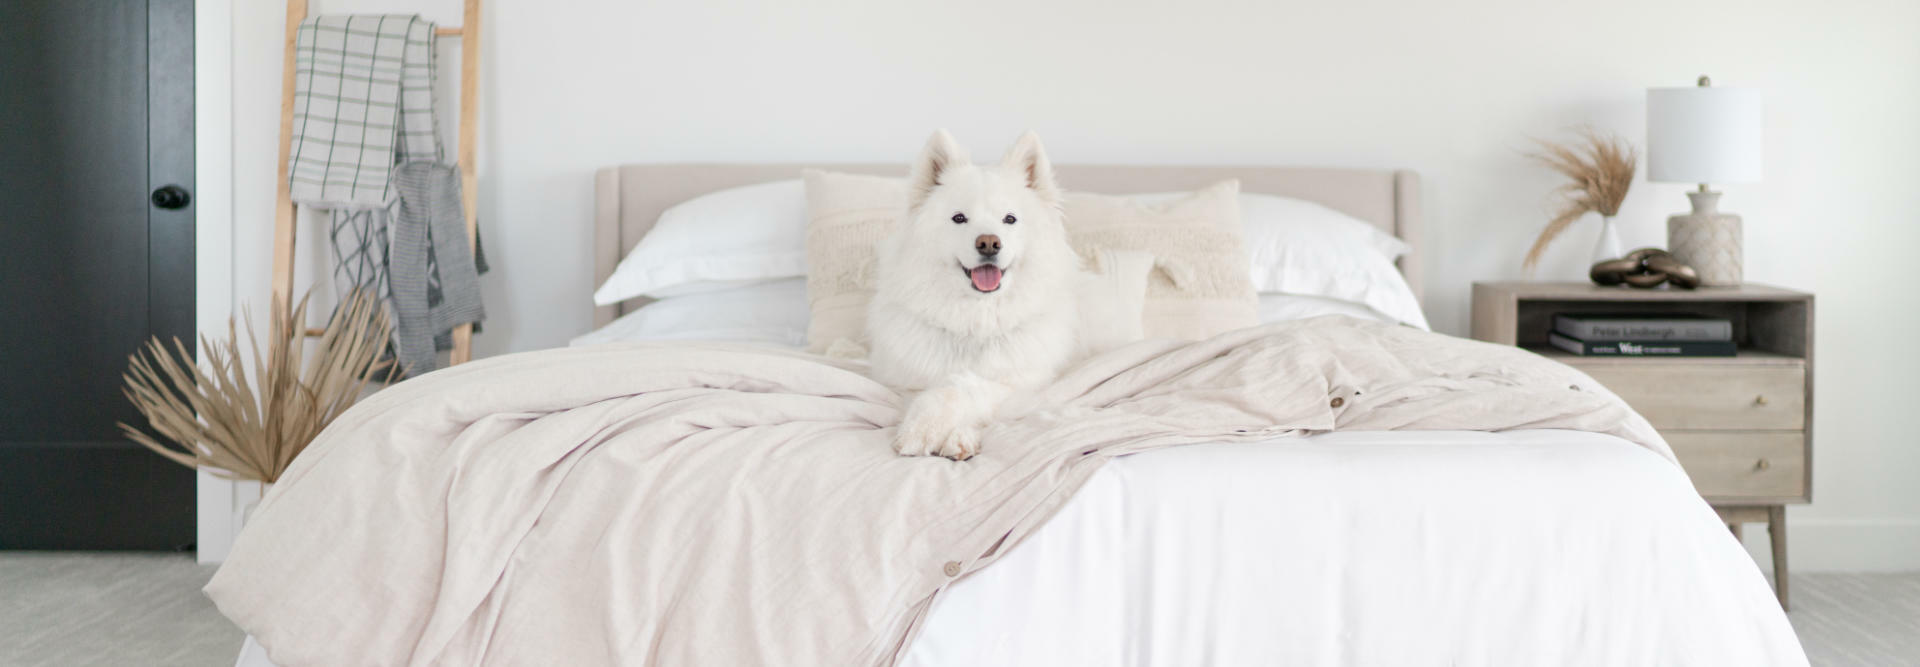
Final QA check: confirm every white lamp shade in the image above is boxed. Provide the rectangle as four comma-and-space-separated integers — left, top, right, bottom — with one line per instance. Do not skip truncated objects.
1646, 85, 1763, 184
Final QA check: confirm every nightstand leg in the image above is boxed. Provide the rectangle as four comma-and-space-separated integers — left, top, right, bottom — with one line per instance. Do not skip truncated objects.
1768, 505, 1789, 611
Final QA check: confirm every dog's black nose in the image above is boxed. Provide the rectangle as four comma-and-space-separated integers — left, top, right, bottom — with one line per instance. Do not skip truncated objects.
975, 234, 1001, 257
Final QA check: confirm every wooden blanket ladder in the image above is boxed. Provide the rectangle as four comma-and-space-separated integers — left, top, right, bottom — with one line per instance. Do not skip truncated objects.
270, 0, 484, 365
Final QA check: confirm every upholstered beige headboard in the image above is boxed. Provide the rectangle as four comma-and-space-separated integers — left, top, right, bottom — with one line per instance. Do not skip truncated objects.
594, 164, 1422, 327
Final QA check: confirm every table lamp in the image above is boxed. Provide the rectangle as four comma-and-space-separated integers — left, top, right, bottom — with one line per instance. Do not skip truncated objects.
1647, 75, 1763, 286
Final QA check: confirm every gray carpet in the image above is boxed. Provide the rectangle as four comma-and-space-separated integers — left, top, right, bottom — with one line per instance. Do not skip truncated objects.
1792, 573, 1920, 665
0, 553, 241, 667
0, 554, 1914, 666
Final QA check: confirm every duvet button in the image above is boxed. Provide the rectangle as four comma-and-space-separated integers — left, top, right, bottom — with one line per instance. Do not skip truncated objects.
1329, 396, 1345, 408
943, 561, 962, 577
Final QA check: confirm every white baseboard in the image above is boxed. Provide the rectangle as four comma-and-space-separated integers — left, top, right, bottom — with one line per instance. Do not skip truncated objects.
1739, 518, 1920, 573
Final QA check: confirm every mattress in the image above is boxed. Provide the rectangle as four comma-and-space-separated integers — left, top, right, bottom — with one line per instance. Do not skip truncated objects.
232, 429, 1804, 666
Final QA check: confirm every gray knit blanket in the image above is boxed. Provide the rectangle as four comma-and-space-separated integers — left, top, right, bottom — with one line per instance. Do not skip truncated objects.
329, 164, 487, 378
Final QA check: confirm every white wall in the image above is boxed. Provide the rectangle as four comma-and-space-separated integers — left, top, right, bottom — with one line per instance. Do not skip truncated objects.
211, 0, 1920, 568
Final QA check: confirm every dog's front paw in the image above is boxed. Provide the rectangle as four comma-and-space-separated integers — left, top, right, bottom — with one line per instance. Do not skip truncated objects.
892, 427, 940, 458
893, 420, 981, 460
930, 423, 981, 460
894, 399, 983, 461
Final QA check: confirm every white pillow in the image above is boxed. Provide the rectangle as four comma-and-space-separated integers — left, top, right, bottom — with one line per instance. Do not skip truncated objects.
572, 278, 810, 348
1236, 194, 1425, 329
592, 180, 808, 305
1239, 194, 1409, 279
1257, 293, 1419, 329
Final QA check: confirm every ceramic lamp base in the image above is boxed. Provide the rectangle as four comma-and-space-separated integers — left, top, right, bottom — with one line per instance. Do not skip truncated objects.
1667, 190, 1743, 286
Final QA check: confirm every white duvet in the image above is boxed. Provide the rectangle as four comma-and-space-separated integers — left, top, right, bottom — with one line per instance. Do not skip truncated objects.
907, 430, 1805, 666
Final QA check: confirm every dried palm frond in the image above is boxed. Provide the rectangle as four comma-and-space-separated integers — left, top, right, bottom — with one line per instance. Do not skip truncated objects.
119, 289, 394, 483
1522, 128, 1639, 271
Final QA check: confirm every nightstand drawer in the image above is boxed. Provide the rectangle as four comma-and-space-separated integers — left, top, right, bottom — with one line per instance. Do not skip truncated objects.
1666, 431, 1806, 500
1575, 364, 1804, 430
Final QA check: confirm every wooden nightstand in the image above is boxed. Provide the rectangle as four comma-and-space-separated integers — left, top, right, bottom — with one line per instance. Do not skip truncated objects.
1471, 281, 1813, 609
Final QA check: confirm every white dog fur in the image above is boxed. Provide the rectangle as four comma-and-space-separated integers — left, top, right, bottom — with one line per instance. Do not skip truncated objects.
868, 130, 1145, 460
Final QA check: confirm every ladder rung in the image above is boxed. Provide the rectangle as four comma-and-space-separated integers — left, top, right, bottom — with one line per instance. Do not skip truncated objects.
435, 26, 463, 36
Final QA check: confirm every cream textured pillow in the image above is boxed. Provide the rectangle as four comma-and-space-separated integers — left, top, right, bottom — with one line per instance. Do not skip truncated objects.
802, 172, 1258, 352
802, 170, 898, 353
1065, 181, 1258, 339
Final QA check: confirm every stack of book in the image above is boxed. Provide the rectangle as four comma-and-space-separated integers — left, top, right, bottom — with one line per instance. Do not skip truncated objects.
1548, 313, 1737, 357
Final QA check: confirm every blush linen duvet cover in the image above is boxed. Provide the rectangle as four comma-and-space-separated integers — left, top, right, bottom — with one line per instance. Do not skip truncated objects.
209, 316, 1805, 666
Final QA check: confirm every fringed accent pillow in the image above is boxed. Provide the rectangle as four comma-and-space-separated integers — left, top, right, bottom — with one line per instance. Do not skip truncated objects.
1064, 180, 1258, 339
801, 169, 897, 354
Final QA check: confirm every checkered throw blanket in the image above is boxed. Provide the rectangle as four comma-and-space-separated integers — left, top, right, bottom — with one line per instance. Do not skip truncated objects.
288, 15, 442, 208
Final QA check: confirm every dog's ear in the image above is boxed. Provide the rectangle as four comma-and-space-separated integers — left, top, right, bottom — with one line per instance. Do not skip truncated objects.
907, 129, 968, 212
1001, 131, 1060, 204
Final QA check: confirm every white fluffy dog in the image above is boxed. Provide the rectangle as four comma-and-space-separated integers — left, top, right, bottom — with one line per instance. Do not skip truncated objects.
869, 130, 1138, 460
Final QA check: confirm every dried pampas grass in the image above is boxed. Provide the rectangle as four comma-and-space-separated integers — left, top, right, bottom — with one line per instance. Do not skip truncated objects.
1523, 128, 1639, 271
120, 289, 393, 483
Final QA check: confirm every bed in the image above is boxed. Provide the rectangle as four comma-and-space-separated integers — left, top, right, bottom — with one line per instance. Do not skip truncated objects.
224, 164, 1804, 666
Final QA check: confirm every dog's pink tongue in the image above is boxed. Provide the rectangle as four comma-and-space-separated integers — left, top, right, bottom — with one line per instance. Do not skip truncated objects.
970, 265, 1002, 291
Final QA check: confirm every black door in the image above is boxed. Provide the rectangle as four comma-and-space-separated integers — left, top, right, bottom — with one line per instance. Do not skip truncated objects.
0, 1, 196, 550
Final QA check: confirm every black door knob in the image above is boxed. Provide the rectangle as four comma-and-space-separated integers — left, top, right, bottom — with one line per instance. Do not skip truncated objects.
151, 185, 192, 210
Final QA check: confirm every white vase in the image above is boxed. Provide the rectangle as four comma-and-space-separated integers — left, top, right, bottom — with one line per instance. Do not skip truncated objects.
1591, 215, 1624, 264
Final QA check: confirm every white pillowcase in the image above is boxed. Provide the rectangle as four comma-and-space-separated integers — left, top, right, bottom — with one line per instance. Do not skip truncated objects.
1236, 194, 1427, 329
1239, 194, 1410, 281
592, 180, 808, 305
572, 278, 810, 348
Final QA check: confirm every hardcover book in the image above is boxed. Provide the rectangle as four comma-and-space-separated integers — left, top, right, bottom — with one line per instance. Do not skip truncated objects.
1552, 313, 1732, 342
1547, 332, 1737, 357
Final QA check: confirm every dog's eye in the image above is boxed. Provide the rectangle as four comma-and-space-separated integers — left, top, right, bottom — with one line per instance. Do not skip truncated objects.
1003, 214, 1017, 225
951, 213, 967, 224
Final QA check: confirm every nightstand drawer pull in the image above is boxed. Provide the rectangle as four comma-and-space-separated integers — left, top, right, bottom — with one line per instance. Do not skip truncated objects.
1755, 458, 1771, 470
1754, 395, 1769, 407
